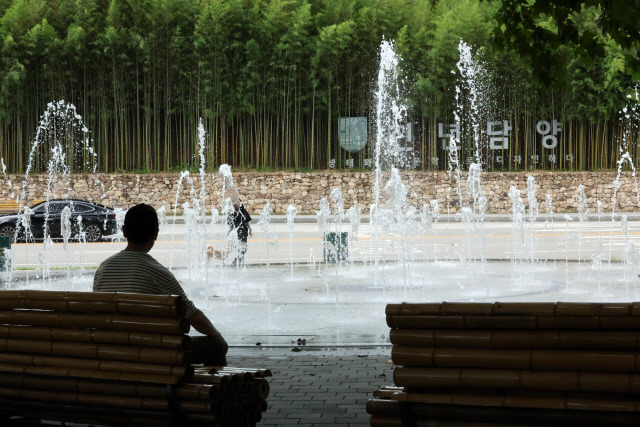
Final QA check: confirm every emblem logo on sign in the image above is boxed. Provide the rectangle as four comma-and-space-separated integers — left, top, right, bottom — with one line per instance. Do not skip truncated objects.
339, 117, 368, 153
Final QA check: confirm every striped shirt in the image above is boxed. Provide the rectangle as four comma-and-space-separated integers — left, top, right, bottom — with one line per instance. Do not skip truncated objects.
93, 250, 197, 317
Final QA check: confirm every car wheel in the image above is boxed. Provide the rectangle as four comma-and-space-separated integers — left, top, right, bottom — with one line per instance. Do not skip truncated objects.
0, 224, 16, 242
84, 223, 102, 242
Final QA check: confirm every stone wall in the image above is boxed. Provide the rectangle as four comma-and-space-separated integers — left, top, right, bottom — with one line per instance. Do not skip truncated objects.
1, 171, 637, 215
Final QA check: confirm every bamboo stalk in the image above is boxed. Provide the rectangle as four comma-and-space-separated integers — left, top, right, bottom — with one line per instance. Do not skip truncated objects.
255, 378, 270, 399
188, 372, 232, 384
187, 413, 219, 424
0, 388, 217, 417
0, 386, 170, 411
373, 386, 404, 398
0, 370, 263, 405
389, 329, 640, 350
393, 367, 640, 394
0, 398, 174, 426
177, 400, 214, 414
0, 325, 189, 349
387, 315, 467, 329
0, 311, 189, 334
217, 366, 273, 377
371, 401, 640, 426
369, 415, 405, 426
0, 353, 192, 378
386, 302, 638, 317
192, 367, 266, 383
0, 296, 186, 318
392, 346, 638, 372
0, 291, 186, 316
0, 362, 183, 384
392, 389, 640, 412
0, 338, 188, 364
387, 314, 640, 330
366, 398, 403, 416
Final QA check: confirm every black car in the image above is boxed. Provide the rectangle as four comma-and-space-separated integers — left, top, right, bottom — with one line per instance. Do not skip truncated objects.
0, 199, 118, 243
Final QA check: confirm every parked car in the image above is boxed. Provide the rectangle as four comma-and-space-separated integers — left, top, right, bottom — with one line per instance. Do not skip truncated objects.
0, 199, 118, 243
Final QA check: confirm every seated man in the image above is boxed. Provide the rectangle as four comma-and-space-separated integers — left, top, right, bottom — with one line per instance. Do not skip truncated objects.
93, 203, 227, 366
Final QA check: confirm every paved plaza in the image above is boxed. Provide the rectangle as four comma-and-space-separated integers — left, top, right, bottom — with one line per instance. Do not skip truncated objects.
229, 346, 393, 426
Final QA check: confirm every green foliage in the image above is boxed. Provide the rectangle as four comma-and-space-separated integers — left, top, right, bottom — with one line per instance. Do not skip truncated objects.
490, 0, 640, 84
0, 0, 637, 174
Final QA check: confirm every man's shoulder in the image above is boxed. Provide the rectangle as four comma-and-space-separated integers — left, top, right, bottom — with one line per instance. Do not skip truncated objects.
100, 251, 169, 272
95, 250, 178, 287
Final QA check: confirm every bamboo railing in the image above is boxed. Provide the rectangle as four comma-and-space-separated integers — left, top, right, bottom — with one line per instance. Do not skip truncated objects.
369, 302, 640, 426
0, 290, 270, 426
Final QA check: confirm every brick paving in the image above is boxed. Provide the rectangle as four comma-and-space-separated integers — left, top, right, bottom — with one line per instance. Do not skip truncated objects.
229, 346, 393, 426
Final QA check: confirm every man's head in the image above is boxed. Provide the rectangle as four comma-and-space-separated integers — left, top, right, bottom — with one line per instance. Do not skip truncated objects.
123, 203, 159, 244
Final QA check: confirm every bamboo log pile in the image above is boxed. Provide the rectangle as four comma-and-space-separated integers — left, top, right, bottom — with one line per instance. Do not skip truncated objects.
0, 290, 270, 426
368, 302, 640, 426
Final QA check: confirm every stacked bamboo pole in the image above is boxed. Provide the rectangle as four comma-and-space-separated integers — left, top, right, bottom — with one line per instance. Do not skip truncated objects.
0, 290, 270, 426
368, 302, 640, 426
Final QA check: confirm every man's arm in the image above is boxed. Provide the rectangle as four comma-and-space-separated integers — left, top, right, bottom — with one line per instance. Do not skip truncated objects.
187, 309, 226, 340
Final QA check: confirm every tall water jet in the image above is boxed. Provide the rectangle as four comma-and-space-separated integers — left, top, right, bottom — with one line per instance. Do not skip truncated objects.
591, 200, 605, 271
258, 202, 274, 268
183, 200, 208, 281
526, 176, 539, 264
430, 200, 440, 262
508, 186, 526, 267
544, 194, 556, 264
197, 119, 207, 212
316, 197, 331, 267
169, 121, 210, 278
451, 41, 489, 210
610, 88, 640, 262
330, 188, 345, 228
576, 184, 588, 277
17, 100, 101, 284
219, 164, 234, 204
372, 40, 409, 281
60, 206, 72, 284
373, 40, 409, 189
455, 40, 485, 163
169, 170, 192, 270
466, 163, 486, 264
346, 201, 361, 242
384, 168, 411, 287
286, 205, 297, 277
454, 41, 489, 268
221, 197, 235, 266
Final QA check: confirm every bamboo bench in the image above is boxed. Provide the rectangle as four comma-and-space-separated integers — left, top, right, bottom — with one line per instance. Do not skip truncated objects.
368, 302, 640, 426
0, 290, 270, 426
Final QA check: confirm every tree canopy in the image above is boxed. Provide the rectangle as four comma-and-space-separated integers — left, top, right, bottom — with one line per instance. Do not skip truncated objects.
0, 0, 637, 174
490, 0, 640, 85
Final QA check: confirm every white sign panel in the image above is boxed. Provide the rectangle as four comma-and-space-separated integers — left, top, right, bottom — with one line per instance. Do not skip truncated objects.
339, 117, 367, 153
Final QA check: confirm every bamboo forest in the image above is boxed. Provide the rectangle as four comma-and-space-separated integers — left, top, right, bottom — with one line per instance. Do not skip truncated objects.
0, 0, 638, 173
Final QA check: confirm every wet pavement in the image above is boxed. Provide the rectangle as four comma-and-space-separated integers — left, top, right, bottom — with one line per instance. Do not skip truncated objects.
229, 346, 393, 426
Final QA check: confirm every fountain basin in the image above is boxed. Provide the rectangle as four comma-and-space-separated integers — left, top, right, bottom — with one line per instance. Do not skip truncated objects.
8, 260, 638, 346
